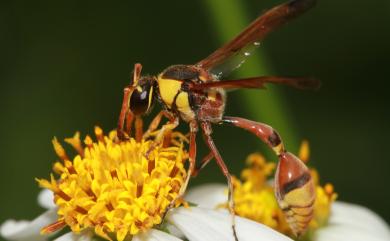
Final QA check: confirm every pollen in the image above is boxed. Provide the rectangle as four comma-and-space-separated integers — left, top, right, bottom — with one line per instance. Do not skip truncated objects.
223, 141, 337, 237
37, 127, 188, 241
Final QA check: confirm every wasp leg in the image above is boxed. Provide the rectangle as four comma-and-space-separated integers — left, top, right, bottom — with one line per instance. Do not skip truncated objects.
135, 115, 143, 142
117, 63, 142, 141
117, 86, 133, 141
191, 151, 214, 177
180, 121, 197, 191
171, 121, 198, 203
222, 116, 315, 237
145, 116, 180, 158
154, 116, 179, 144
160, 121, 197, 223
200, 122, 239, 241
143, 111, 172, 139
125, 111, 134, 135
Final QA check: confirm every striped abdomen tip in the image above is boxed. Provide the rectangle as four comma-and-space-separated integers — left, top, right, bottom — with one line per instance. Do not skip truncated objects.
274, 152, 315, 236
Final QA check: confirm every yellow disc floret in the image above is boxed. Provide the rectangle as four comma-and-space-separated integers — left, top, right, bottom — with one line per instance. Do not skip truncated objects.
37, 127, 188, 241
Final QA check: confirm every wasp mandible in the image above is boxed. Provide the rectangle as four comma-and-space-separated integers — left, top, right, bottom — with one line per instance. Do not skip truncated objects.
117, 0, 318, 238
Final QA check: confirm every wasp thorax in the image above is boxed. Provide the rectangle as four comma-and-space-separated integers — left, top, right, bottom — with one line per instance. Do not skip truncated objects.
129, 76, 155, 115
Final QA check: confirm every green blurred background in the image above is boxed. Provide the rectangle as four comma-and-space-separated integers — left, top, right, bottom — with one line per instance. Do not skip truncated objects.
1, 0, 389, 236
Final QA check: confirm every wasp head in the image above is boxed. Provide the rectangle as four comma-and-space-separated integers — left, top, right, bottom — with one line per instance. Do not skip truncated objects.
128, 76, 156, 115
125, 63, 156, 116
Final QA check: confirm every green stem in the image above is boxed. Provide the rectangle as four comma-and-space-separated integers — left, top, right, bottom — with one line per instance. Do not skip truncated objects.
201, 0, 300, 153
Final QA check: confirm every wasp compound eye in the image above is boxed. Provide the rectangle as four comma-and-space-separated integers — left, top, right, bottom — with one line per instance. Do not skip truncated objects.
129, 82, 154, 115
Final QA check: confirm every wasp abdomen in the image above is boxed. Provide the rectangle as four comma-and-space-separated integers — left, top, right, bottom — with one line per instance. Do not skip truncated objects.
275, 152, 315, 237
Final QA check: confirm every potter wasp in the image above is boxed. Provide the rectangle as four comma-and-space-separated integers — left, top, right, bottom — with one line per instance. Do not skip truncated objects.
117, 0, 318, 238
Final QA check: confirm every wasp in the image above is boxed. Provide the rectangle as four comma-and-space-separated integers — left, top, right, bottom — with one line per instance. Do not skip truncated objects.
117, 0, 317, 238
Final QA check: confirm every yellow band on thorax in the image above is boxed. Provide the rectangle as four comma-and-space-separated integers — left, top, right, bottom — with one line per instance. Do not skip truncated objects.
157, 76, 182, 108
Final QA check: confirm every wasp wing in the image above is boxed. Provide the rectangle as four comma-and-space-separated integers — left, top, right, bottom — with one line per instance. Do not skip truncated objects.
196, 0, 316, 78
189, 76, 320, 91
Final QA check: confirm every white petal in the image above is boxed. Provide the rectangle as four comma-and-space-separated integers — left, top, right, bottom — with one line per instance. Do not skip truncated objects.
0, 209, 57, 241
314, 201, 390, 241
165, 224, 184, 239
37, 189, 56, 210
185, 184, 227, 208
315, 225, 388, 241
132, 229, 183, 241
167, 207, 292, 241
53, 231, 92, 241
53, 232, 78, 241
0, 220, 32, 240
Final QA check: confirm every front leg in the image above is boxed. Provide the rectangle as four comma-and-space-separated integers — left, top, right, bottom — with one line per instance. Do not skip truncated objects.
145, 116, 180, 158
117, 63, 143, 141
143, 111, 172, 139
134, 115, 143, 142
171, 121, 198, 203
182, 121, 198, 190
160, 121, 197, 223
154, 116, 179, 144
117, 86, 133, 141
222, 116, 315, 237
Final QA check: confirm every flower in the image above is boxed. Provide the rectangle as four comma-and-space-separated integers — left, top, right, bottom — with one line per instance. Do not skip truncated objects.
37, 126, 188, 240
0, 126, 296, 241
186, 141, 390, 241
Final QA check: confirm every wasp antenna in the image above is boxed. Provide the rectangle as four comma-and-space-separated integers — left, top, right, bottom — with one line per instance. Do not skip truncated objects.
131, 63, 143, 86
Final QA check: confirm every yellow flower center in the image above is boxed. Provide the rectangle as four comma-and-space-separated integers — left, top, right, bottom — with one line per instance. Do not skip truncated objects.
222, 142, 337, 238
37, 127, 188, 241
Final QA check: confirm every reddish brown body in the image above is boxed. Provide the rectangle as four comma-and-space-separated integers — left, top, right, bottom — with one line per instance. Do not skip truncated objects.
275, 153, 315, 236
